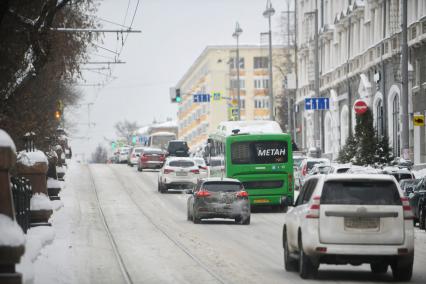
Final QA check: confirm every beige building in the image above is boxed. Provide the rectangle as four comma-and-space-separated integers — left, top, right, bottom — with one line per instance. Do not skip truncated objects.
175, 45, 291, 150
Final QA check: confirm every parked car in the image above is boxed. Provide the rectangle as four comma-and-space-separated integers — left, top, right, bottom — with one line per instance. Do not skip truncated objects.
382, 166, 415, 182
406, 177, 426, 226
308, 164, 332, 176
282, 174, 414, 280
299, 158, 330, 185
400, 179, 421, 196
137, 148, 165, 171
166, 140, 189, 157
328, 163, 352, 174
419, 195, 426, 230
192, 157, 209, 179
127, 146, 145, 166
158, 157, 199, 193
186, 178, 250, 224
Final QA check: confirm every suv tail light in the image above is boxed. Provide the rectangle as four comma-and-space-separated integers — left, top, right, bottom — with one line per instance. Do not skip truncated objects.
301, 164, 307, 176
190, 169, 200, 174
141, 154, 148, 161
288, 174, 293, 192
196, 190, 211, 197
236, 191, 248, 198
199, 166, 208, 170
164, 168, 174, 174
160, 155, 165, 161
306, 196, 321, 219
401, 197, 414, 220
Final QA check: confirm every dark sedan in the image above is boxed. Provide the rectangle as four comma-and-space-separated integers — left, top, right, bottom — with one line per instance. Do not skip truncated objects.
407, 177, 426, 225
187, 178, 250, 225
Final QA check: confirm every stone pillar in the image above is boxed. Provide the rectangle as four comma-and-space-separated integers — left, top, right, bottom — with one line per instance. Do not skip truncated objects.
17, 155, 52, 225
0, 135, 25, 284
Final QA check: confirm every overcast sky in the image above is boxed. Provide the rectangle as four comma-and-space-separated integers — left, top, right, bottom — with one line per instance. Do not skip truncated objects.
69, 0, 294, 160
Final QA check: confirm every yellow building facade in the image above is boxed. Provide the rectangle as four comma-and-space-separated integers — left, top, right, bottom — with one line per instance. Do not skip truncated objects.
175, 45, 291, 150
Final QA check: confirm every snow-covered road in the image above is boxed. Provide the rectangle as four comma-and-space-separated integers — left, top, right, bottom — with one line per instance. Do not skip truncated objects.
33, 163, 426, 284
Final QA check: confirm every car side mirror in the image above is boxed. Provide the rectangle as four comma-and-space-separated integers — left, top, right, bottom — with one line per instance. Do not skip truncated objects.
136, 154, 140, 157
186, 189, 193, 194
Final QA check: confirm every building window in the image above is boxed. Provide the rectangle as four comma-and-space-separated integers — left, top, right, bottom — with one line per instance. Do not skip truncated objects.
392, 95, 400, 157
254, 97, 270, 109
254, 57, 268, 69
230, 57, 245, 69
376, 99, 384, 137
340, 105, 349, 146
231, 79, 245, 89
254, 78, 269, 89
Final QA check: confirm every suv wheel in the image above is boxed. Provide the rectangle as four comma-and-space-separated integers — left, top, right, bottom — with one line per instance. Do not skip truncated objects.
137, 166, 142, 172
283, 230, 298, 272
192, 212, 201, 224
370, 263, 388, 274
298, 237, 318, 279
187, 207, 192, 221
391, 256, 413, 281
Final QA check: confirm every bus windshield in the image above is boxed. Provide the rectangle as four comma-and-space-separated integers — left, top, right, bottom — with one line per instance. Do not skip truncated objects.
151, 135, 176, 149
231, 141, 288, 164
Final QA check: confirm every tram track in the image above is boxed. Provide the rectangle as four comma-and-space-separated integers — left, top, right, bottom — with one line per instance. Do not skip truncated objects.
108, 165, 228, 284
87, 165, 134, 284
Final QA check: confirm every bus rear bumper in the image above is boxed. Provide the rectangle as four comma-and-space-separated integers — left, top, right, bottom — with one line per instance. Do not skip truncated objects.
249, 195, 293, 206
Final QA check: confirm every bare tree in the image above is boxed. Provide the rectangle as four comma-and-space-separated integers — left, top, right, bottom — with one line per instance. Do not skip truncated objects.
91, 144, 108, 163
114, 120, 139, 139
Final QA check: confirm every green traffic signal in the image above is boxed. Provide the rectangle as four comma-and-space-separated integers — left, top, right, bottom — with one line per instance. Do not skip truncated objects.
175, 96, 182, 102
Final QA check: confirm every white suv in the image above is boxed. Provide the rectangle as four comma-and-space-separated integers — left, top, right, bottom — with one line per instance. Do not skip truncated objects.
282, 174, 414, 280
158, 157, 199, 193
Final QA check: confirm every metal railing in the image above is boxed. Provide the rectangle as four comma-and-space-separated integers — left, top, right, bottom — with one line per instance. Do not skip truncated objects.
11, 177, 32, 233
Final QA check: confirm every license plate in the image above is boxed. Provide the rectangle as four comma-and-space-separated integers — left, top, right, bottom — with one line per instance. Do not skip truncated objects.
344, 217, 379, 229
253, 199, 270, 204
176, 172, 187, 176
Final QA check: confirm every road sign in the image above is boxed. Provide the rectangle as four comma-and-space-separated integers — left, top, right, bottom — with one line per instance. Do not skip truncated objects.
304, 98, 329, 110
193, 94, 210, 103
414, 114, 425, 126
212, 92, 221, 101
354, 100, 368, 115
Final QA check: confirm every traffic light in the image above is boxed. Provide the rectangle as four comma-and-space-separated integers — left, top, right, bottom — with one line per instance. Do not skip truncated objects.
175, 88, 182, 103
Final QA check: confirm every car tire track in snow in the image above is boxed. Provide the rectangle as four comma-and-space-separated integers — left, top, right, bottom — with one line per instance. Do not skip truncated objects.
108, 165, 228, 284
87, 166, 134, 284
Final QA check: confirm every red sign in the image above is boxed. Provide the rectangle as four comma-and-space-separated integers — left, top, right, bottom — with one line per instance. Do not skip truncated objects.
354, 100, 368, 115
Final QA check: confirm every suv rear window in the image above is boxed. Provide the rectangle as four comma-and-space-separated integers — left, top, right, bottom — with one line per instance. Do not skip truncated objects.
321, 180, 402, 205
169, 160, 194, 167
203, 182, 242, 192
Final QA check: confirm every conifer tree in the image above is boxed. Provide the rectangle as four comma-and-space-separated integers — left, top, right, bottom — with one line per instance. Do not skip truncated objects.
354, 109, 377, 165
337, 134, 358, 164
375, 134, 394, 166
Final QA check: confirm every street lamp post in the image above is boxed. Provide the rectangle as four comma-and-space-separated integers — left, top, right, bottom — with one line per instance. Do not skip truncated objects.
263, 0, 275, 121
232, 22, 243, 121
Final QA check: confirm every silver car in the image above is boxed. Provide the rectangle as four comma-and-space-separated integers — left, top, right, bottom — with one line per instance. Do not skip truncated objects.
187, 178, 250, 224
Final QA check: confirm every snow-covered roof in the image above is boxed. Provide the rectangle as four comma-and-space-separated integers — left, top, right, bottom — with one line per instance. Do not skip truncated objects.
150, 131, 176, 136
0, 214, 25, 246
137, 125, 150, 135
17, 150, 48, 166
0, 129, 16, 152
325, 173, 395, 182
201, 177, 241, 183
215, 120, 283, 136
152, 120, 178, 128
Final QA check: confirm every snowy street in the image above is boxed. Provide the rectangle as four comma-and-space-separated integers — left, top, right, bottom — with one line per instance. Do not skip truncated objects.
31, 162, 426, 284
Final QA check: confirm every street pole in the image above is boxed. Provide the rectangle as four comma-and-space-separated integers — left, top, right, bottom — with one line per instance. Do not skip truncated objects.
264, 0, 276, 121
287, 0, 292, 135
313, 9, 320, 151
233, 22, 243, 121
294, 0, 298, 143
401, 0, 409, 159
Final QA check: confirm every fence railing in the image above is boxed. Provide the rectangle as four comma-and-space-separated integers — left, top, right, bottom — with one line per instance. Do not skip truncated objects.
11, 177, 32, 233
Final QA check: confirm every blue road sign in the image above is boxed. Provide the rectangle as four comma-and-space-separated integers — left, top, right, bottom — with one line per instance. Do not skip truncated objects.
305, 97, 329, 110
193, 94, 211, 103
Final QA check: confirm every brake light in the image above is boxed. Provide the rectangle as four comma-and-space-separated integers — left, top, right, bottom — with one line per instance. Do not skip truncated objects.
401, 197, 414, 220
306, 196, 321, 219
164, 168, 174, 174
190, 169, 200, 174
141, 154, 148, 161
236, 191, 248, 198
196, 190, 211, 197
288, 174, 293, 192
302, 164, 307, 176
160, 155, 165, 161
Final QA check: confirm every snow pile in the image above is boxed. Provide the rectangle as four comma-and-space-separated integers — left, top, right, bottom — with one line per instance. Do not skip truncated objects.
0, 129, 16, 152
217, 120, 283, 136
47, 178, 62, 189
17, 150, 48, 166
16, 226, 55, 284
30, 193, 52, 211
0, 214, 25, 246
51, 200, 64, 211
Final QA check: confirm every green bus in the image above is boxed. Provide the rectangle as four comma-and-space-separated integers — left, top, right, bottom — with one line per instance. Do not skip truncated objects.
206, 121, 294, 211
